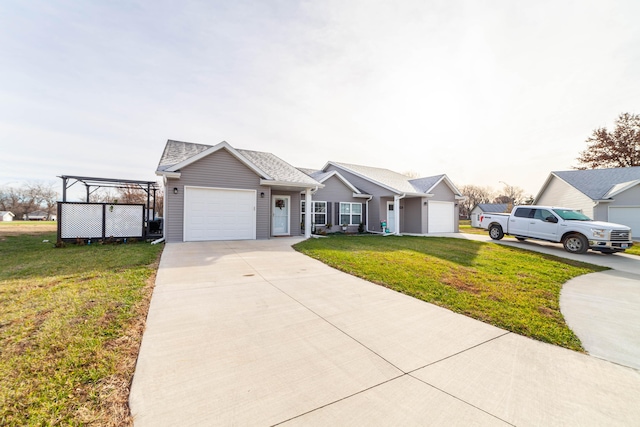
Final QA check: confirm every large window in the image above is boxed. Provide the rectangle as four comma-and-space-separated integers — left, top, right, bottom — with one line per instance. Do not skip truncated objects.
340, 202, 362, 225
301, 201, 327, 225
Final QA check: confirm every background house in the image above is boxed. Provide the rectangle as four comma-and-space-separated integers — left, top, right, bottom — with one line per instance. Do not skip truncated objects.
470, 203, 509, 227
534, 167, 640, 239
24, 211, 49, 221
0, 211, 15, 222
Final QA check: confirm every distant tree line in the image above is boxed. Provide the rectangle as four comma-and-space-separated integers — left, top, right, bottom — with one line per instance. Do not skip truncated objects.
0, 182, 58, 220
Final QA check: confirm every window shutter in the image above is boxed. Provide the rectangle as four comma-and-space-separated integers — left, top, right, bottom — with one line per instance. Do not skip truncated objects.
327, 202, 332, 224
362, 203, 367, 225
335, 202, 340, 225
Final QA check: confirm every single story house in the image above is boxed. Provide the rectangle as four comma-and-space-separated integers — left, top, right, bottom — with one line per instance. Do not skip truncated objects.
469, 203, 509, 227
0, 211, 15, 222
24, 211, 49, 221
534, 167, 640, 239
156, 140, 464, 242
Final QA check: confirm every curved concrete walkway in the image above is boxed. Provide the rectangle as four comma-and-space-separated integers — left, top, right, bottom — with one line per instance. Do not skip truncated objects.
443, 232, 640, 370
130, 238, 640, 426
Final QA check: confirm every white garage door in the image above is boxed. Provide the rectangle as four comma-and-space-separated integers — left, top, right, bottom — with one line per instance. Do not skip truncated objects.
609, 207, 640, 240
428, 201, 455, 233
184, 187, 256, 241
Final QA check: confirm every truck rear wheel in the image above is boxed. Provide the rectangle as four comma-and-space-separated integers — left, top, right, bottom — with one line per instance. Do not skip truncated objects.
563, 233, 588, 254
489, 224, 504, 240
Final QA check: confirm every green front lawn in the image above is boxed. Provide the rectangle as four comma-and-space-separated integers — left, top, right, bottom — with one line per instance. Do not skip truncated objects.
0, 232, 163, 426
294, 235, 606, 351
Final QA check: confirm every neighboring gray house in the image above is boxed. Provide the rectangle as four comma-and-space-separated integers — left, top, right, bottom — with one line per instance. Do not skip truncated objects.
534, 167, 640, 239
156, 140, 322, 242
315, 162, 464, 234
0, 211, 15, 222
470, 203, 509, 228
297, 169, 372, 233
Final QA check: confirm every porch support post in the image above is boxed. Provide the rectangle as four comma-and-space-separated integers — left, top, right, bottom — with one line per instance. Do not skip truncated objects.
304, 188, 312, 238
393, 195, 402, 235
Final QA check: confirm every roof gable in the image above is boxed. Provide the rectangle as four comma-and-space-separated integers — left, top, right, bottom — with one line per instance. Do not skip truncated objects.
156, 140, 320, 187
545, 167, 640, 200
300, 169, 363, 193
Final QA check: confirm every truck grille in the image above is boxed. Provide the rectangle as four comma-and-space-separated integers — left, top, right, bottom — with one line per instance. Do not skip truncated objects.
611, 230, 631, 241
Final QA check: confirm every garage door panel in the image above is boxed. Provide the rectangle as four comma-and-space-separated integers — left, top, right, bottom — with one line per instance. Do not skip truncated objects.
428, 201, 455, 233
609, 207, 640, 239
185, 188, 256, 241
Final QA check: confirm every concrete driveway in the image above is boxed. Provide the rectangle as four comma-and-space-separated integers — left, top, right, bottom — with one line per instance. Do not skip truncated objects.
449, 233, 640, 370
130, 238, 640, 426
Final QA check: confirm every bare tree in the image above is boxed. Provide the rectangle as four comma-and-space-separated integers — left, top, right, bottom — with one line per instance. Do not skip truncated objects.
402, 170, 422, 178
495, 183, 525, 208
0, 182, 58, 218
459, 185, 494, 219
576, 112, 640, 169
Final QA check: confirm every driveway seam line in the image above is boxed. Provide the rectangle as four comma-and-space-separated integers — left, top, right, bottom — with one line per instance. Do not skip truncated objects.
408, 373, 515, 426
407, 331, 511, 374
270, 374, 406, 426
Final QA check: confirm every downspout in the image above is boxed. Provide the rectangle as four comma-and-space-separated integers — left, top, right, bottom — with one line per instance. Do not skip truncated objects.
394, 193, 406, 236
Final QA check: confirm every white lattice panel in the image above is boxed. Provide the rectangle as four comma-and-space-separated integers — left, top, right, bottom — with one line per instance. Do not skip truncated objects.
61, 204, 103, 238
105, 205, 143, 237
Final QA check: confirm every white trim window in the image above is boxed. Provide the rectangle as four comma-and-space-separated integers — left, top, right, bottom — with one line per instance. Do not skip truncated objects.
340, 202, 362, 225
301, 201, 327, 225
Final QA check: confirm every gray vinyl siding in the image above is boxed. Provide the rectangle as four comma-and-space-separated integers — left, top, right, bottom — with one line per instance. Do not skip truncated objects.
325, 165, 396, 232
403, 197, 422, 233
595, 185, 640, 221
164, 148, 269, 242
312, 176, 366, 232
537, 176, 595, 218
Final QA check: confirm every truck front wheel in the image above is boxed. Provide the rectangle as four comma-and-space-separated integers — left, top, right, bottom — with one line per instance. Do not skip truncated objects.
489, 224, 504, 240
563, 233, 588, 254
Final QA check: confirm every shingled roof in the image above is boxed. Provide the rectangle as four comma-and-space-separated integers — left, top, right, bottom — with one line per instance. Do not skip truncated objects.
325, 161, 462, 196
551, 167, 640, 200
156, 140, 320, 186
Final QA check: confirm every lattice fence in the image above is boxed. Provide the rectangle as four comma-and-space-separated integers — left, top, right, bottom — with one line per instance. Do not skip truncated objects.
58, 202, 145, 241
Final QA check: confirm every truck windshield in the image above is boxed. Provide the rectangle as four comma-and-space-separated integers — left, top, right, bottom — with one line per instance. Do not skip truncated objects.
552, 209, 592, 221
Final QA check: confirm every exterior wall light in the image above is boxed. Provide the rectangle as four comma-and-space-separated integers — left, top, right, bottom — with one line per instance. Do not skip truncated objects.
260, 192, 265, 198
173, 187, 178, 194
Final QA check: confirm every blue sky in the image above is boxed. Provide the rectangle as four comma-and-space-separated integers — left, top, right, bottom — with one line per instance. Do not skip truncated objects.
2, 0, 639, 198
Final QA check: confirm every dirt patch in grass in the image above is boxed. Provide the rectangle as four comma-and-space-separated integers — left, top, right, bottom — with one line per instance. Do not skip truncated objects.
0, 221, 57, 239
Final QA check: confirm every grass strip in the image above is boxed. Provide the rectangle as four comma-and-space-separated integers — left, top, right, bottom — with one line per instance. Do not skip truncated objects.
294, 235, 607, 352
0, 231, 163, 426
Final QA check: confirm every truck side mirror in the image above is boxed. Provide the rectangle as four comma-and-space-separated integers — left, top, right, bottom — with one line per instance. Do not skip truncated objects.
546, 216, 558, 223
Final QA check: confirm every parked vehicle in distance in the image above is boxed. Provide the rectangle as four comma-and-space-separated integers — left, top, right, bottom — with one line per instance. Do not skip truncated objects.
479, 205, 633, 254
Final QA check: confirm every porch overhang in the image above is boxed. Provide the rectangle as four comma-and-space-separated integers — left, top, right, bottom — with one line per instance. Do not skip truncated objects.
260, 179, 324, 192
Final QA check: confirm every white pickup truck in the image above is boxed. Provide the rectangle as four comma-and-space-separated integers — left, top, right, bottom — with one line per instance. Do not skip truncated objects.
479, 205, 633, 254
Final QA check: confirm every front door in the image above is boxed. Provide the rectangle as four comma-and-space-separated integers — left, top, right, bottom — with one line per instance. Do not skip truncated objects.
386, 201, 395, 233
272, 196, 290, 236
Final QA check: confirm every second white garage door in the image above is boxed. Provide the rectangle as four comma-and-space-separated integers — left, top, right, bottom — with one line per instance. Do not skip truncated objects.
609, 206, 640, 240
184, 187, 256, 241
428, 201, 455, 233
